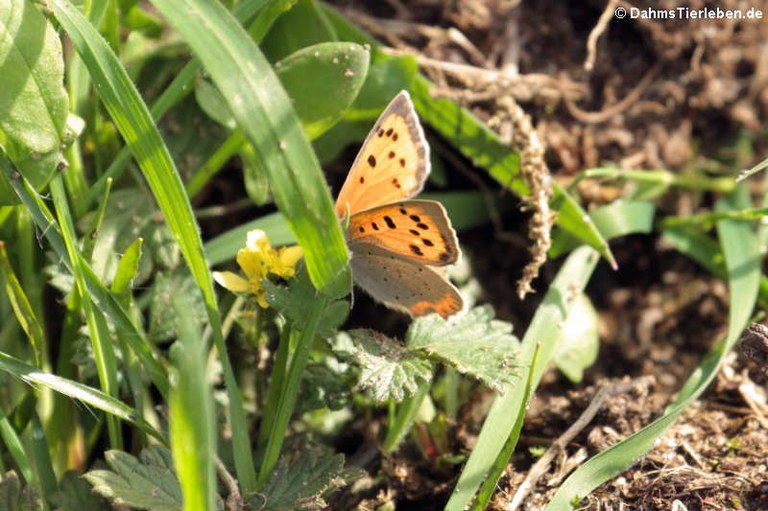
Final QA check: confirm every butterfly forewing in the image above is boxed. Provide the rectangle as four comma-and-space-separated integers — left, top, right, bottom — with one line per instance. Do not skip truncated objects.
347, 200, 459, 266
349, 245, 464, 318
335, 91, 430, 218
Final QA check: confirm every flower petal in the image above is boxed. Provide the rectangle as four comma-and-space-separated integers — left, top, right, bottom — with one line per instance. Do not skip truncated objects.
272, 245, 304, 277
213, 271, 250, 293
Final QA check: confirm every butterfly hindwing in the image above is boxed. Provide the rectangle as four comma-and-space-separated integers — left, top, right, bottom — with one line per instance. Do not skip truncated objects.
350, 244, 464, 319
346, 200, 459, 266
334, 91, 430, 218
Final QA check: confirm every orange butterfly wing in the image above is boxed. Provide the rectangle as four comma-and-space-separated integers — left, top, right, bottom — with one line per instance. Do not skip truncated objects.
347, 200, 460, 266
334, 91, 430, 218
349, 244, 464, 319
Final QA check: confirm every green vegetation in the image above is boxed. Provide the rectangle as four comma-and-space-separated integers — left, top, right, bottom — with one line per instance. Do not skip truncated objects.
0, 0, 761, 510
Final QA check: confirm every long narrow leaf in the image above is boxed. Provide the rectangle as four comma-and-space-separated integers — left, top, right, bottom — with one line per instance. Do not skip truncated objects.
445, 247, 599, 510
49, 0, 255, 487
0, 351, 164, 443
149, 0, 350, 296
0, 154, 168, 396
545, 186, 759, 509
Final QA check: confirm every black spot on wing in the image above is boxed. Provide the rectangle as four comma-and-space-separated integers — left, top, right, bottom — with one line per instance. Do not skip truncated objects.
410, 245, 424, 256
384, 216, 396, 229
367, 155, 376, 168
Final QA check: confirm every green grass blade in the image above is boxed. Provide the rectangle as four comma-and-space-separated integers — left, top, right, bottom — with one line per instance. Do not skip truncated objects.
0, 242, 46, 368
49, 0, 258, 486
0, 156, 168, 396
444, 247, 599, 511
551, 200, 655, 258
85, 0, 270, 205
49, 0, 220, 340
0, 351, 165, 443
550, 184, 617, 268
50, 176, 122, 450
169, 293, 216, 511
0, 407, 34, 485
257, 296, 329, 487
150, 0, 350, 296
545, 186, 759, 509
471, 343, 540, 510
381, 381, 431, 453
27, 413, 58, 500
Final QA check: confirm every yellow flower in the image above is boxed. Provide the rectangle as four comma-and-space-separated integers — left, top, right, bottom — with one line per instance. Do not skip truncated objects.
213, 230, 303, 308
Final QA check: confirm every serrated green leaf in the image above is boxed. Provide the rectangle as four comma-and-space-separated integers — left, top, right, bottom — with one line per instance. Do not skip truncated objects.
297, 361, 354, 412
85, 447, 182, 511
275, 42, 369, 139
406, 306, 520, 392
553, 293, 599, 383
0, 0, 69, 205
257, 448, 357, 511
50, 472, 107, 511
0, 472, 43, 511
344, 330, 433, 403
263, 268, 349, 337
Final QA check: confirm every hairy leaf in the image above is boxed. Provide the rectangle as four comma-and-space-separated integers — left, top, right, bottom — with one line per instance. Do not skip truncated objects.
0, 471, 44, 511
51, 472, 107, 511
406, 306, 520, 392
343, 330, 433, 402
257, 448, 358, 511
264, 269, 349, 338
85, 447, 182, 511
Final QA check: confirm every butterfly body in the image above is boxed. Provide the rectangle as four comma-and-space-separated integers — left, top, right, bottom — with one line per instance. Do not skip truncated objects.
335, 91, 464, 319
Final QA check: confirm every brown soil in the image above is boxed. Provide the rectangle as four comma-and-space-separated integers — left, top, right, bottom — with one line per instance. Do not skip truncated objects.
326, 0, 768, 509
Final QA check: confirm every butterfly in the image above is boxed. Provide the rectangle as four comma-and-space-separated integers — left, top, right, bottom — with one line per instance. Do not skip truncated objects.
335, 90, 464, 319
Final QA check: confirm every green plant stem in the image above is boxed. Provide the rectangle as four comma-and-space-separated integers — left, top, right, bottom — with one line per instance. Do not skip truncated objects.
583, 167, 736, 193
186, 131, 246, 199
257, 321, 293, 451
660, 206, 768, 230
382, 381, 431, 453
50, 177, 122, 450
257, 296, 328, 487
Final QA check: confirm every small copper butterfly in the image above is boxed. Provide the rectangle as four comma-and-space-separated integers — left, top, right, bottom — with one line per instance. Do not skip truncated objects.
335, 91, 464, 319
